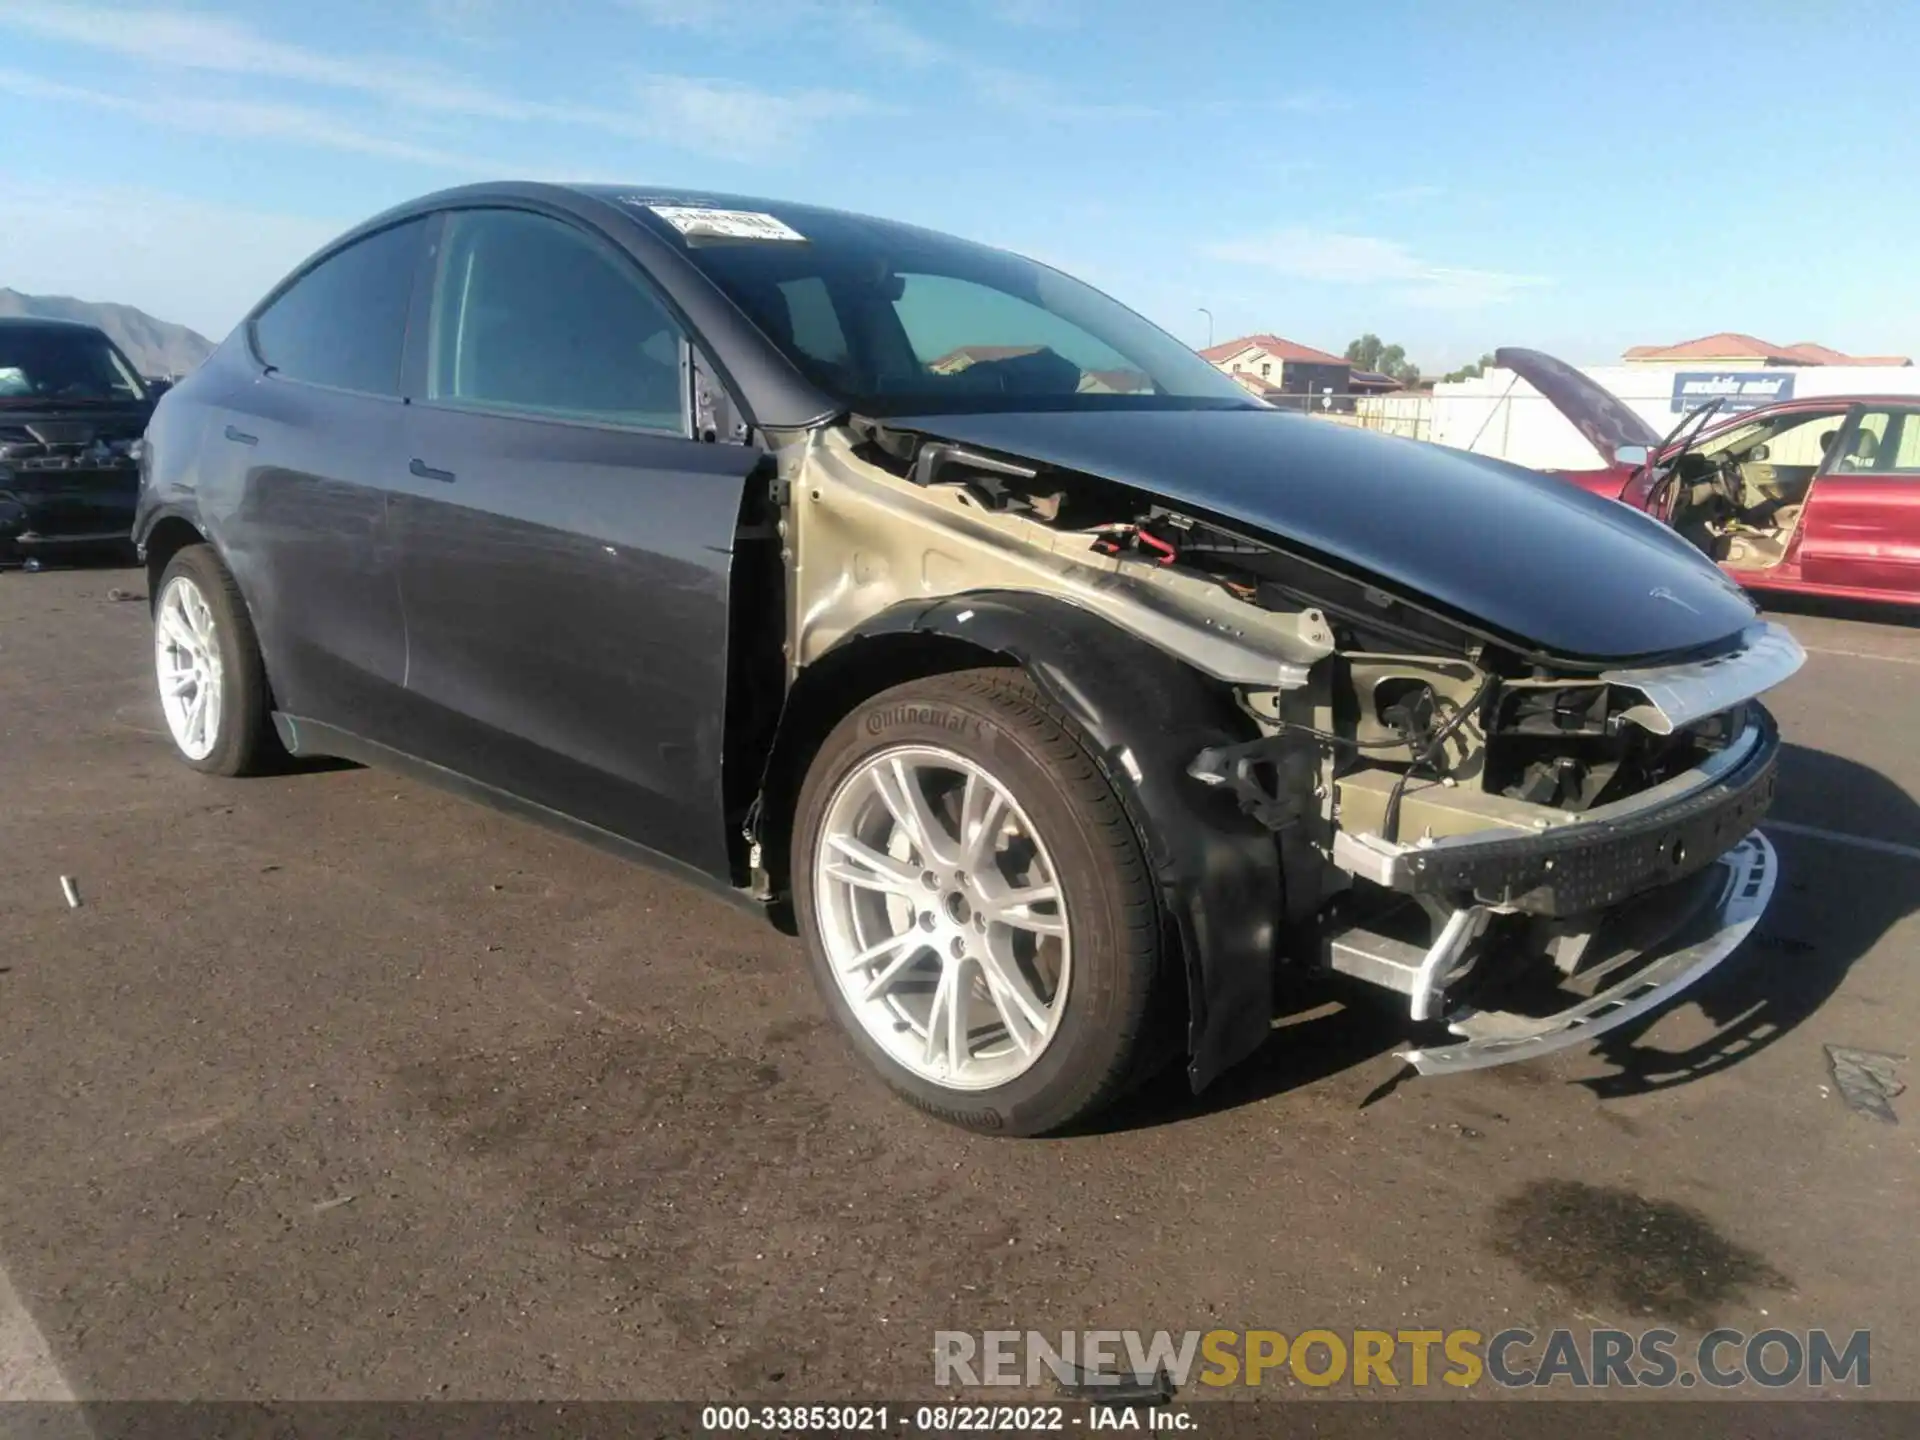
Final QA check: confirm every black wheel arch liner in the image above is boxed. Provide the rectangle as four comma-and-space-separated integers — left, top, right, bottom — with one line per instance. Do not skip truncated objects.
132, 502, 208, 563
134, 506, 217, 610
755, 588, 1283, 1093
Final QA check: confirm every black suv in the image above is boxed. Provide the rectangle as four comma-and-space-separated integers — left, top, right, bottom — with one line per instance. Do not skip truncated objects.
1, 317, 159, 565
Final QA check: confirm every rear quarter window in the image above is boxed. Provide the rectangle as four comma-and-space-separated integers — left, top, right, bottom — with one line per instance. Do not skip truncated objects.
251, 219, 425, 397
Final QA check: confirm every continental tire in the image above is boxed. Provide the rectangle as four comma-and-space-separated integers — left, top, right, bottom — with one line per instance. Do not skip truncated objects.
793, 669, 1161, 1136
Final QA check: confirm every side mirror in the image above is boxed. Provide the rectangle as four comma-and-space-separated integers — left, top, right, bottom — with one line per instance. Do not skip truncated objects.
1747, 443, 1770, 463
1612, 443, 1650, 467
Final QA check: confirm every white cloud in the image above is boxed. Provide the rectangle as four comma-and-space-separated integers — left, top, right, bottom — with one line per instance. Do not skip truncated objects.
625, 1, 1151, 124
976, 0, 1082, 27
840, 6, 947, 65
0, 68, 506, 171
0, 2, 517, 116
620, 0, 736, 28
968, 66, 1157, 120
626, 75, 886, 162
422, 0, 509, 46
0, 179, 346, 338
1204, 228, 1548, 309
0, 3, 889, 161
623, 0, 944, 62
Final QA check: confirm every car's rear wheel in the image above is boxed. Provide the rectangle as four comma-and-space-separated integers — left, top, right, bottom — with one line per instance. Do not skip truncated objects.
792, 669, 1161, 1136
153, 545, 280, 776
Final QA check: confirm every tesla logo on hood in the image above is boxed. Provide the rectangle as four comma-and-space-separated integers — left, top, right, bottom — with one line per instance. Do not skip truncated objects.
1649, 586, 1701, 614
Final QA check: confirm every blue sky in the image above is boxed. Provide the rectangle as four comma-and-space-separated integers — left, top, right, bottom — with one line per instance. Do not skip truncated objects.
2, 0, 1916, 370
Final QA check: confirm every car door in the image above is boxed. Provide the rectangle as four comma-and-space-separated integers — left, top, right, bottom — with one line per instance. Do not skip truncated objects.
1798, 405, 1920, 599
205, 218, 427, 733
387, 205, 763, 881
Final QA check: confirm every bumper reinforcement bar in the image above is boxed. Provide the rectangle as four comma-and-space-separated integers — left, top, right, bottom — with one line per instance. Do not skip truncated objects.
1398, 830, 1776, 1075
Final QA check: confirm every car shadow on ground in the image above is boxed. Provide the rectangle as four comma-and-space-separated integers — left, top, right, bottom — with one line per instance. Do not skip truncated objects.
1071, 984, 1406, 1135
1084, 741, 1914, 1131
1756, 591, 1919, 629
1579, 741, 1916, 1098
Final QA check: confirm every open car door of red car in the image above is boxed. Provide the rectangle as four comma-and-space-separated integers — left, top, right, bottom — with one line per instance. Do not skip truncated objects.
1792, 403, 1920, 602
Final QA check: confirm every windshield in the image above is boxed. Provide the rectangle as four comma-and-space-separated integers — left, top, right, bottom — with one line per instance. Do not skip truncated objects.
0, 326, 146, 404
632, 202, 1255, 416
1695, 409, 1847, 466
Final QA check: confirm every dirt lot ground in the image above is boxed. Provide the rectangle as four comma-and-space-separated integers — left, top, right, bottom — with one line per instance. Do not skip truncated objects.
0, 564, 1915, 1406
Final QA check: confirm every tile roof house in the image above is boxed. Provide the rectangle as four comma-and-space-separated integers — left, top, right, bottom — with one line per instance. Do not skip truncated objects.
1199, 333, 1355, 400
1200, 333, 1351, 368
1226, 371, 1286, 399
924, 346, 1150, 392
1622, 333, 1911, 367
926, 344, 1044, 374
1078, 367, 1152, 394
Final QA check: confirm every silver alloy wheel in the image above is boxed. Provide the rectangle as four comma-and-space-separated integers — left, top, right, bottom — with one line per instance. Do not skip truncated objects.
814, 744, 1072, 1091
154, 574, 223, 761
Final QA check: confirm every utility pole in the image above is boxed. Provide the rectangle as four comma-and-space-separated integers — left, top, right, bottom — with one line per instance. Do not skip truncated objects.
1197, 307, 1214, 349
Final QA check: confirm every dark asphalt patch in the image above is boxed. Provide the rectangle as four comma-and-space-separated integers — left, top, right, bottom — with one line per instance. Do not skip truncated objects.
1488, 1179, 1790, 1326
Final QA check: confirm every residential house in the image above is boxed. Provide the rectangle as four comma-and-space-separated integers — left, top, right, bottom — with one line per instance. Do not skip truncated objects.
1622, 333, 1911, 367
927, 344, 1043, 374
926, 345, 1150, 392
1199, 333, 1356, 404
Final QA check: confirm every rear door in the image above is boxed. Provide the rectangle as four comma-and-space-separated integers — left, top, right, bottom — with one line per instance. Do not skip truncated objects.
1798, 405, 1920, 599
388, 205, 762, 880
207, 218, 427, 733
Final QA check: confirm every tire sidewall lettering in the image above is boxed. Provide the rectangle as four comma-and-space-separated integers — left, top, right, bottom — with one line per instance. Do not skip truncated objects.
862, 702, 986, 745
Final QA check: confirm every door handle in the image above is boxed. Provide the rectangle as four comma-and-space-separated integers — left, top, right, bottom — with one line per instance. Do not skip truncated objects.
223, 425, 258, 445
409, 458, 456, 483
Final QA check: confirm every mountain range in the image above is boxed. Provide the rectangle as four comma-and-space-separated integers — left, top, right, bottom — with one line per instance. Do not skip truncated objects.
0, 288, 216, 378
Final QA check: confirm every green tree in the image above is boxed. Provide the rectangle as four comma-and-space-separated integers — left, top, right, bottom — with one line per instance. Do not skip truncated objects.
1344, 333, 1421, 386
1441, 352, 1498, 384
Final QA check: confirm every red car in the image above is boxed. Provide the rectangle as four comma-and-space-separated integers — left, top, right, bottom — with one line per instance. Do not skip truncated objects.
1497, 347, 1920, 607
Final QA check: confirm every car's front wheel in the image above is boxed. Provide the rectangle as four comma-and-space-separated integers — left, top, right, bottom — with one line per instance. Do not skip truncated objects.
152, 545, 280, 776
792, 669, 1163, 1136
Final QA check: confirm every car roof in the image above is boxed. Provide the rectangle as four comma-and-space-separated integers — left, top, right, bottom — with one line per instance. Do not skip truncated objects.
1743, 394, 1920, 409
288, 181, 853, 430
353, 180, 957, 246
1698, 393, 1920, 430
564, 184, 954, 238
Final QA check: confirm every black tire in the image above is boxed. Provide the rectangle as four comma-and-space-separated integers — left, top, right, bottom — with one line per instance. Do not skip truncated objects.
792, 668, 1161, 1137
153, 544, 282, 777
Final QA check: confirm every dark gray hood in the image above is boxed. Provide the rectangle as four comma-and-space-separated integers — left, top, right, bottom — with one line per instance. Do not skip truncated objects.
886, 406, 1757, 663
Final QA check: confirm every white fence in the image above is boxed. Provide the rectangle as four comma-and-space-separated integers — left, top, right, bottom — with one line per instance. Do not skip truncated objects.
1303, 363, 1920, 470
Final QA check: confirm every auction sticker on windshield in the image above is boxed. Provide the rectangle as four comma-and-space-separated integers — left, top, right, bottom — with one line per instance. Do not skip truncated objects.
646, 206, 807, 242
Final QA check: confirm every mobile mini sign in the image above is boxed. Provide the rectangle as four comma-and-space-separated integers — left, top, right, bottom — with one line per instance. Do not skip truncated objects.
1671, 370, 1796, 414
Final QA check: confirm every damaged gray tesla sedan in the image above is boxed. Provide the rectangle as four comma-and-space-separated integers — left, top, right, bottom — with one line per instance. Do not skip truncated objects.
134, 184, 1802, 1134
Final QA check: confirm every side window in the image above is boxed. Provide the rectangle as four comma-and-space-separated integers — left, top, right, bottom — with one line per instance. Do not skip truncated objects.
1838, 411, 1895, 473
777, 276, 849, 369
251, 219, 424, 396
1886, 411, 1920, 474
427, 209, 687, 431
